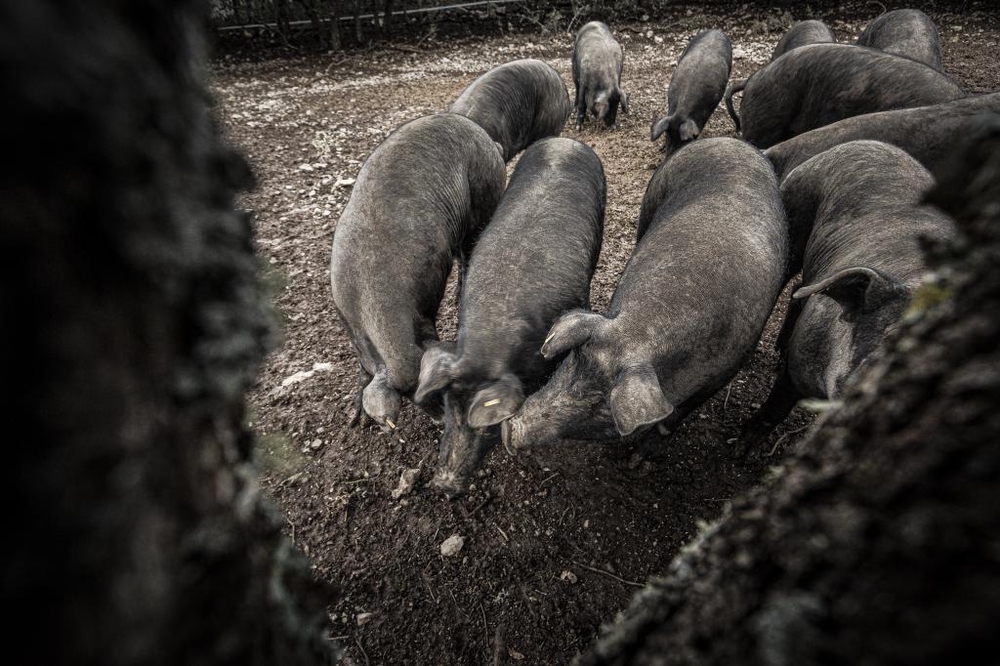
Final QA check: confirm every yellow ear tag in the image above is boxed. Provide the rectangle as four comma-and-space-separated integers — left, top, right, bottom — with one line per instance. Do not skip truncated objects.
483, 399, 501, 408
385, 419, 397, 429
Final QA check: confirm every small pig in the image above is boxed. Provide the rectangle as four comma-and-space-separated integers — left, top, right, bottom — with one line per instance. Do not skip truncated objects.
330, 113, 506, 433
857, 8, 942, 72
573, 21, 630, 129
765, 92, 1000, 182
723, 43, 964, 148
741, 141, 956, 451
771, 19, 836, 60
413, 138, 605, 494
502, 138, 787, 450
650, 29, 732, 152
450, 58, 571, 162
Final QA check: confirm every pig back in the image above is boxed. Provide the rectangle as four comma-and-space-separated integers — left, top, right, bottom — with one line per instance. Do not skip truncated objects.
765, 93, 1000, 181
741, 43, 964, 148
450, 59, 570, 162
330, 113, 506, 380
784, 141, 955, 286
610, 138, 787, 399
457, 137, 605, 379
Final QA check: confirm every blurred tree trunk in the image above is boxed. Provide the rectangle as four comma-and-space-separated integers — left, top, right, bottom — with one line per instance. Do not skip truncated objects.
354, 0, 364, 44
578, 122, 1000, 665
273, 0, 293, 46
383, 0, 395, 34
296, 0, 327, 50
1, 2, 336, 665
327, 0, 343, 51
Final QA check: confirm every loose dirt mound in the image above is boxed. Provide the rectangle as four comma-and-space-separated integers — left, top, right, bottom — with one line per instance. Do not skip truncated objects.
211, 3, 998, 664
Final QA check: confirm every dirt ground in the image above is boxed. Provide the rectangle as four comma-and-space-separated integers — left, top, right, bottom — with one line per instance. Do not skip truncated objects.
210, 2, 999, 664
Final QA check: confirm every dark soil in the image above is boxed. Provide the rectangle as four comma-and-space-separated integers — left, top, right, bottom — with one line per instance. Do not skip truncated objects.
210, 2, 999, 664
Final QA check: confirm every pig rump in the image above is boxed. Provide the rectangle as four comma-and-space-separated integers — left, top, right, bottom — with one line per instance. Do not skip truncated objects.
450, 59, 571, 162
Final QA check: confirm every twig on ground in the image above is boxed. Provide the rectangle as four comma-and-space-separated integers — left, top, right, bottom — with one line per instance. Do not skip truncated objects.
572, 560, 644, 588
493, 523, 509, 543
354, 634, 370, 666
422, 569, 439, 604
480, 603, 490, 658
770, 423, 812, 455
468, 494, 492, 516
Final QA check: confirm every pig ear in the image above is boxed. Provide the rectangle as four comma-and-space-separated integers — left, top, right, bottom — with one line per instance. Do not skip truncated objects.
619, 88, 630, 114
541, 310, 606, 360
467, 374, 524, 428
650, 115, 671, 141
608, 366, 674, 436
678, 118, 699, 142
414, 346, 458, 404
793, 266, 905, 319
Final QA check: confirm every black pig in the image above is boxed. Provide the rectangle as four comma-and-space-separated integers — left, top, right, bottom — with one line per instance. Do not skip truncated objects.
742, 141, 955, 451
450, 58, 571, 162
330, 113, 506, 433
725, 21, 836, 127
771, 19, 836, 60
572, 21, 630, 129
413, 138, 605, 494
765, 93, 1000, 182
724, 43, 964, 148
857, 8, 942, 71
502, 138, 787, 450
650, 29, 732, 152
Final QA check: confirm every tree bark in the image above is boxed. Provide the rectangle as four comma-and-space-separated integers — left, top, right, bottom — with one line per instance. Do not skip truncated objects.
1, 2, 336, 665
578, 118, 1000, 665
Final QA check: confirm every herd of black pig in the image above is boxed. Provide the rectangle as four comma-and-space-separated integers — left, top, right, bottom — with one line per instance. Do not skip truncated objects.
329, 9, 999, 495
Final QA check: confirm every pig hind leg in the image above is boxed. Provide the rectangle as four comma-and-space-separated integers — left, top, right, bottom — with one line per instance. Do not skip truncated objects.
575, 85, 588, 129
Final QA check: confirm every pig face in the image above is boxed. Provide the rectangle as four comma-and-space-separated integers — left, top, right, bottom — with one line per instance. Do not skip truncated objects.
593, 90, 628, 127
791, 266, 911, 398
430, 393, 502, 495
502, 311, 674, 451
501, 350, 612, 451
415, 347, 526, 494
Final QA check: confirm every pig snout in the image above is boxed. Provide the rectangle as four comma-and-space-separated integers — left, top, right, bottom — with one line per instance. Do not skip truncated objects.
501, 417, 527, 455
430, 468, 468, 497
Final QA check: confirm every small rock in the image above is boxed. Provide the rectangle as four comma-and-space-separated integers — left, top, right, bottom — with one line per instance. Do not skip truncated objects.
391, 468, 420, 499
356, 612, 374, 626
440, 534, 465, 557
309, 438, 323, 450
560, 570, 578, 584
509, 648, 525, 661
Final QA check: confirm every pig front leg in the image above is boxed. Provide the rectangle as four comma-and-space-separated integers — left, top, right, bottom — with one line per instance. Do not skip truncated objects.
738, 364, 803, 458
349, 364, 374, 427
